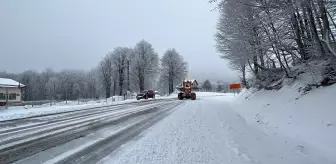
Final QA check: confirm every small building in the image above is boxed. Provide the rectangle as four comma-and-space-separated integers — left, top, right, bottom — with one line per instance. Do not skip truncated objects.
0, 78, 25, 106
178, 79, 199, 88
189, 79, 199, 88
181, 79, 198, 87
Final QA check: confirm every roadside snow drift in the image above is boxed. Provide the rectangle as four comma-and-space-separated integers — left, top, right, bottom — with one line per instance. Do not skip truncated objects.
231, 84, 336, 162
0, 92, 225, 121
0, 98, 157, 121
167, 91, 232, 98
98, 87, 335, 164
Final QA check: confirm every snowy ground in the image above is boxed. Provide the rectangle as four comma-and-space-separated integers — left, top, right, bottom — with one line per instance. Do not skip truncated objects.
0, 92, 227, 121
166, 91, 232, 98
97, 88, 335, 164
231, 84, 336, 163
0, 96, 169, 121
0, 99, 182, 164
2, 88, 333, 164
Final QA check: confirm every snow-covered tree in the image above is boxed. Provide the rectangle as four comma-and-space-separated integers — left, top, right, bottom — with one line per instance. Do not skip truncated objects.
46, 77, 59, 101
202, 80, 212, 91
213, 0, 336, 88
159, 48, 188, 94
19, 70, 40, 101
132, 40, 160, 92
99, 54, 113, 98
0, 40, 188, 101
39, 68, 54, 100
111, 47, 131, 96
85, 68, 99, 99
216, 83, 224, 92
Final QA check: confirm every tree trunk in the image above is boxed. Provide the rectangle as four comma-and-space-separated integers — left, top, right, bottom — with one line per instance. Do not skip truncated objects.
281, 50, 291, 71
137, 68, 145, 92
318, 0, 332, 42
253, 56, 259, 75
169, 77, 173, 94
329, 26, 336, 43
119, 68, 124, 96
169, 68, 175, 94
288, 0, 307, 59
302, 5, 313, 43
327, 10, 336, 33
292, 13, 307, 59
140, 76, 145, 92
312, 1, 324, 36
272, 59, 276, 68
307, 2, 326, 56
113, 78, 116, 96
296, 7, 307, 46
259, 54, 265, 67
241, 64, 249, 89
105, 85, 111, 98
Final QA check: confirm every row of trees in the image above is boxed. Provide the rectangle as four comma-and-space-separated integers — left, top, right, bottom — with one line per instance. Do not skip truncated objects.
213, 0, 336, 88
0, 69, 99, 101
201, 80, 231, 92
0, 40, 188, 101
99, 40, 188, 98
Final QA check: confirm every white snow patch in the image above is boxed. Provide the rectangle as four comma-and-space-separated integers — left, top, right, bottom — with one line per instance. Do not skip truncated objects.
167, 91, 234, 98
0, 78, 25, 87
97, 95, 236, 164
98, 87, 335, 164
0, 98, 160, 121
43, 120, 142, 164
231, 83, 336, 162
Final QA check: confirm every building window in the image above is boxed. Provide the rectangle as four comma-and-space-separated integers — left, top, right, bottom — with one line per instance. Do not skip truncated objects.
0, 93, 18, 100
0, 93, 5, 100
9, 93, 16, 100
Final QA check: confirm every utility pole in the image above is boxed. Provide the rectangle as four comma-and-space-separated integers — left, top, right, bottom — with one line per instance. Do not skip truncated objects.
127, 59, 130, 92
5, 88, 8, 109
53, 84, 56, 105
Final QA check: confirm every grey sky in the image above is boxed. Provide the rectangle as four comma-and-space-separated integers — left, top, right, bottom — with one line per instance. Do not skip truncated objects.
1, 0, 238, 83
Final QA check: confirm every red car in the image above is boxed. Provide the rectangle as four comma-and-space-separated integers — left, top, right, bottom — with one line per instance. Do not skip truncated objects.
136, 90, 155, 100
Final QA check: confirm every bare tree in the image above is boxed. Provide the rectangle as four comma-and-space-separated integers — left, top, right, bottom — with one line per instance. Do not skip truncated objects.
202, 80, 212, 92
99, 55, 113, 98
159, 48, 188, 94
213, 0, 336, 88
2, 68, 100, 102
19, 70, 39, 101
86, 68, 99, 99
132, 40, 159, 92
39, 68, 54, 100
111, 47, 131, 96
46, 77, 59, 102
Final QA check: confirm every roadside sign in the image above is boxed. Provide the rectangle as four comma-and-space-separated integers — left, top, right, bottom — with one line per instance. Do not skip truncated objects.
229, 83, 241, 96
229, 83, 241, 89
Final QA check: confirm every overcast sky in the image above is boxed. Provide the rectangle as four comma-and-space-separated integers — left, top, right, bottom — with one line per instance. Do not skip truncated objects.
0, 0, 238, 83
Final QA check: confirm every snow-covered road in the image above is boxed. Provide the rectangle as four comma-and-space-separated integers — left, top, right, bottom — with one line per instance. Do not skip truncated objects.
1, 90, 334, 164
98, 95, 335, 164
0, 99, 182, 164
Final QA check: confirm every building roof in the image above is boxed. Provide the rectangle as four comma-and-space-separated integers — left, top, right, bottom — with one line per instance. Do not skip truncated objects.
0, 78, 25, 88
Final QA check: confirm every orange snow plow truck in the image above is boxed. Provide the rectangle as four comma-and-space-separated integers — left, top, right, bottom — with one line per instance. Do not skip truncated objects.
176, 79, 199, 100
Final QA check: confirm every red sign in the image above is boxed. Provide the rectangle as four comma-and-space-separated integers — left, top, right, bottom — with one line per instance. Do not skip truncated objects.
230, 83, 241, 89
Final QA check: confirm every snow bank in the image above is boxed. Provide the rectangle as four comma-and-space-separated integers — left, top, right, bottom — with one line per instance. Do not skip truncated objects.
0, 98, 140, 121
231, 83, 336, 160
0, 94, 177, 121
166, 92, 233, 98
